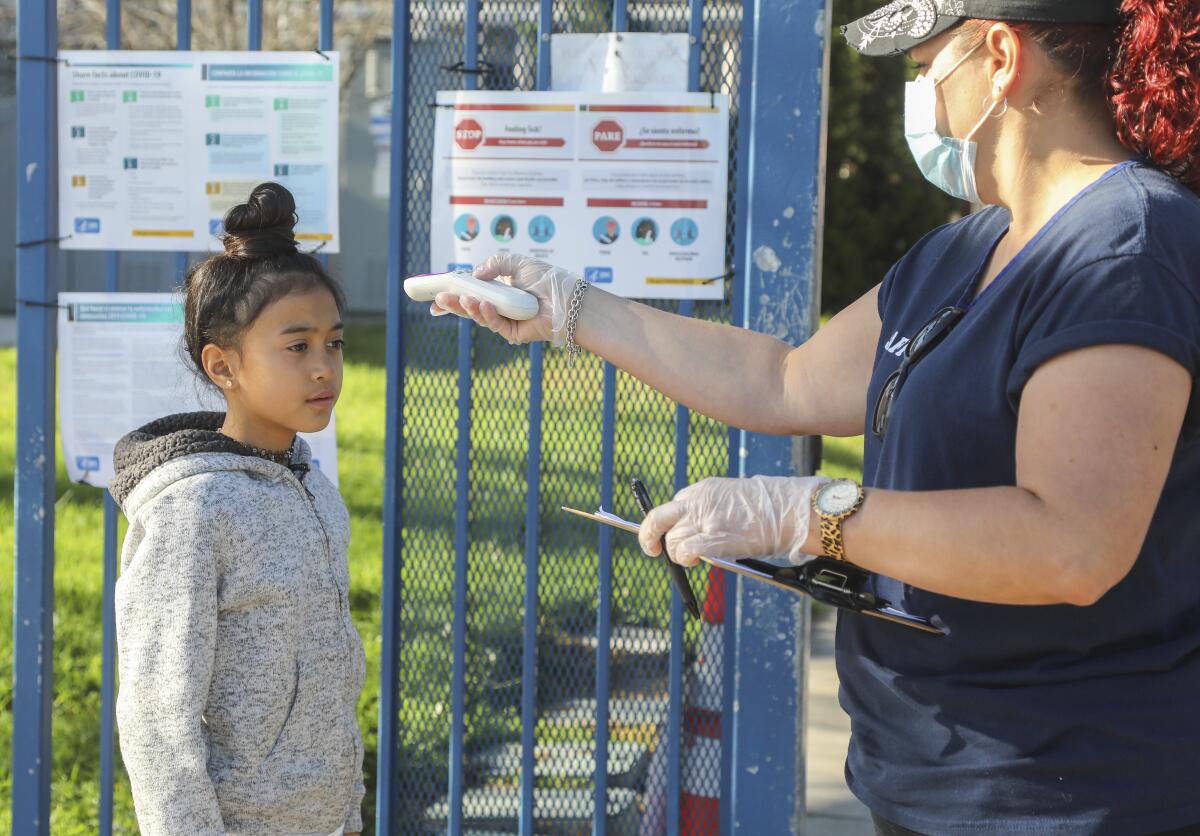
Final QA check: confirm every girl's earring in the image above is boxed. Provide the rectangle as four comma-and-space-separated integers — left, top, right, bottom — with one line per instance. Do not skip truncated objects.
226, 380, 234, 388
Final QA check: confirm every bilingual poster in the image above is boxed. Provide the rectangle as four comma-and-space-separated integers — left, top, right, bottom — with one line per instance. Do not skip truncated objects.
57, 51, 340, 253
430, 91, 729, 300
57, 293, 339, 488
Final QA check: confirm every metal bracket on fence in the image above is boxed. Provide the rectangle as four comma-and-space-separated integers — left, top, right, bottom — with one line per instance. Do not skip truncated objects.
6, 53, 69, 65
16, 234, 72, 248
314, 48, 331, 61
17, 298, 69, 311
441, 59, 495, 77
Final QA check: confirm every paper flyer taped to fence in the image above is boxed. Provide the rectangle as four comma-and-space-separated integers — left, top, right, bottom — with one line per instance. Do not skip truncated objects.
57, 292, 338, 487
429, 90, 730, 300
57, 50, 340, 253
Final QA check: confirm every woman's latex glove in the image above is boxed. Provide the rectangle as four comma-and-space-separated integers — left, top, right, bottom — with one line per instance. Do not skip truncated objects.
430, 252, 581, 346
638, 475, 832, 567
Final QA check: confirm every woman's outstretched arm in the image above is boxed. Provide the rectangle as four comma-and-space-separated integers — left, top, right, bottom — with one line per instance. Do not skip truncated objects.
434, 253, 881, 437
574, 284, 880, 437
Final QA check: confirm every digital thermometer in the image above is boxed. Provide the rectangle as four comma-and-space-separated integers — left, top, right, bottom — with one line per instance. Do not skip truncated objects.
404, 270, 540, 321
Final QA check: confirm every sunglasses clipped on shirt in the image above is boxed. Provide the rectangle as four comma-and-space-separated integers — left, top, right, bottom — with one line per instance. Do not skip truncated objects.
872, 305, 965, 439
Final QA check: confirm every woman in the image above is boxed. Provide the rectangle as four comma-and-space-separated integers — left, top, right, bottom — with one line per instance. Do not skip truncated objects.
430, 0, 1200, 832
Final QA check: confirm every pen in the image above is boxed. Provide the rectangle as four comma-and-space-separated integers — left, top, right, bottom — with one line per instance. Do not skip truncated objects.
631, 478, 702, 620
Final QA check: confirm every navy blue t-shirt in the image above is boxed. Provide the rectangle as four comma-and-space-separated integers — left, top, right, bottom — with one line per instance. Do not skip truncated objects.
840, 161, 1200, 834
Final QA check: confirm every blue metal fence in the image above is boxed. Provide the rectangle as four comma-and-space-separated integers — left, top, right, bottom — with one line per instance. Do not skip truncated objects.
11, 0, 830, 832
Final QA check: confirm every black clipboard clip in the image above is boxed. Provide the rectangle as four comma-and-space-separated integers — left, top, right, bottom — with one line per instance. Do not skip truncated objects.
731, 556, 945, 635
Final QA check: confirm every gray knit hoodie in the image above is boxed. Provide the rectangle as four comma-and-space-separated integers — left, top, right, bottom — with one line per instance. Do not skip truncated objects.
111, 413, 366, 836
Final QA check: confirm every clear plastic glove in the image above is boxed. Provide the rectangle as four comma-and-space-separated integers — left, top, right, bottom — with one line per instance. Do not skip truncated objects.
430, 252, 580, 346
638, 475, 831, 567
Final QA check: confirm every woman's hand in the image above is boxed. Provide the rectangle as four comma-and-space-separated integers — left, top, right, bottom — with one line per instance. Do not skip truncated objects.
431, 253, 580, 345
638, 475, 831, 567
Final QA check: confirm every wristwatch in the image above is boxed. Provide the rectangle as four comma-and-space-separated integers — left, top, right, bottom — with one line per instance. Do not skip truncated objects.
811, 478, 865, 562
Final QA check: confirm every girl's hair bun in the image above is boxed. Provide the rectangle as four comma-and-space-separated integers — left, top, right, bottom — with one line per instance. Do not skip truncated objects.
222, 182, 300, 258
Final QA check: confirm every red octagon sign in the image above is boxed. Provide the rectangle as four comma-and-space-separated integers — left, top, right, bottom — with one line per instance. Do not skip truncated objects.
454, 118, 484, 150
592, 119, 624, 153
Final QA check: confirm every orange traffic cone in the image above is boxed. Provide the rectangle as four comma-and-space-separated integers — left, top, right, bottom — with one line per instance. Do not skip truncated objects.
640, 570, 726, 836
679, 569, 724, 835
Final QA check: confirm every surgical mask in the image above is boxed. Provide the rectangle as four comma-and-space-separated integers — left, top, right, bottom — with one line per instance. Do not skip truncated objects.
904, 42, 1004, 204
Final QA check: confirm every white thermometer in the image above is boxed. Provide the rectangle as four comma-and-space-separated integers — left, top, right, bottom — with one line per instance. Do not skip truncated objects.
404, 270, 540, 321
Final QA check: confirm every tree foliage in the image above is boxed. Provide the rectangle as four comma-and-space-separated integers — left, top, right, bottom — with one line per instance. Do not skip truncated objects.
822, 0, 966, 313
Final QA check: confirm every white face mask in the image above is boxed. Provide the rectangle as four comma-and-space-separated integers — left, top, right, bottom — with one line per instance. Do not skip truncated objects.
904, 41, 1004, 204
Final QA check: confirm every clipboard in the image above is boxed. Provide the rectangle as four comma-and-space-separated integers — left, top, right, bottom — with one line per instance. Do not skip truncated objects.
562, 506, 946, 636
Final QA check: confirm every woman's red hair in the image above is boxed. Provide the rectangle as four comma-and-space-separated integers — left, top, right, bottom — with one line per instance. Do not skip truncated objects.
967, 1, 1200, 194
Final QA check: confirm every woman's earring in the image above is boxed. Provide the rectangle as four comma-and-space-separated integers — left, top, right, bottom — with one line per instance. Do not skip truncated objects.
226, 380, 233, 388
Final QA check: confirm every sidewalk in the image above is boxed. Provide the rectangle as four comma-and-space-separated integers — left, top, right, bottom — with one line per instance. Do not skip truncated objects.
806, 609, 873, 835
1, 315, 14, 347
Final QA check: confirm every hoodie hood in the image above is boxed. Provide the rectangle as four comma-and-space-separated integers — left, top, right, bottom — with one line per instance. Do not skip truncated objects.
110, 411, 311, 512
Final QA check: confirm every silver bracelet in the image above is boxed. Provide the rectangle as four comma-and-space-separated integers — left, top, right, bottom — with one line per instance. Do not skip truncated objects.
564, 278, 590, 365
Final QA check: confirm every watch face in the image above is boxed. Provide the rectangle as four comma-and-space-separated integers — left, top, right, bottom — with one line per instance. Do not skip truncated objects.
817, 480, 860, 515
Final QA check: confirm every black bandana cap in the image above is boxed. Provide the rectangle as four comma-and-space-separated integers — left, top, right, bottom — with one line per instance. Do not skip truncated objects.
842, 0, 1121, 57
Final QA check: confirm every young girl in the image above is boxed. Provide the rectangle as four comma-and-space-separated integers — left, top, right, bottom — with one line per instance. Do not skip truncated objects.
110, 182, 365, 836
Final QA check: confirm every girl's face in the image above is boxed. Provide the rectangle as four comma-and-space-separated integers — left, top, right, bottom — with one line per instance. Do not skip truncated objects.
205, 288, 344, 449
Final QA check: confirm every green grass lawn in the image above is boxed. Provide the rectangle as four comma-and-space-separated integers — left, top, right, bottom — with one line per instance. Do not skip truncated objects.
0, 320, 864, 833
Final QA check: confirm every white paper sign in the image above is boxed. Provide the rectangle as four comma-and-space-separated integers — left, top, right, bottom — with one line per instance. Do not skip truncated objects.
429, 91, 729, 300
57, 292, 339, 488
57, 51, 340, 253
550, 33, 690, 93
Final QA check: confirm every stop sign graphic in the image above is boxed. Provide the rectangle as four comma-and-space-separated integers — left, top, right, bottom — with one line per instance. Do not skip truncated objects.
455, 118, 484, 150
592, 119, 624, 153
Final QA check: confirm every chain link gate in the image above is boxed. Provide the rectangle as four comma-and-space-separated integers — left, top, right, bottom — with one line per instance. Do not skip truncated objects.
388, 2, 743, 834
380, 0, 828, 831
12, 0, 829, 833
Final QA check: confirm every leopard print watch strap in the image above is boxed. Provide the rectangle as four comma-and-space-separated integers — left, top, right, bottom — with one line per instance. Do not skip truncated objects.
819, 516, 848, 561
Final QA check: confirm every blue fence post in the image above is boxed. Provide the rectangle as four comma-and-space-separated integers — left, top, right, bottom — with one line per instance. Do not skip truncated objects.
518, 1, 554, 834
591, 0, 631, 821
98, 3, 123, 833
664, 4, 710, 833
176, 0, 190, 283
320, 0, 334, 51
12, 0, 59, 832
100, 494, 119, 836
378, 0, 412, 833
177, 0, 191, 53
728, 0, 830, 832
447, 2, 482, 831
247, 0, 262, 51
317, 0, 333, 273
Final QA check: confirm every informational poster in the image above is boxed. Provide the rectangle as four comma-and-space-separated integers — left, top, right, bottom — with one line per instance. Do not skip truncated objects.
430, 91, 729, 300
58, 293, 339, 488
58, 51, 340, 253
